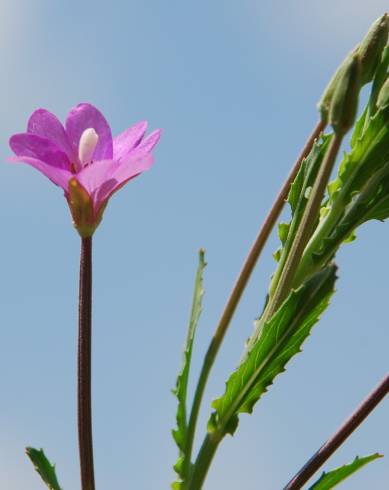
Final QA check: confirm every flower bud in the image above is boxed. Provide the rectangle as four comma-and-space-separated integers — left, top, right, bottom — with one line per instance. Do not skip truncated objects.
377, 76, 389, 108
358, 13, 389, 85
317, 46, 359, 123
329, 53, 361, 134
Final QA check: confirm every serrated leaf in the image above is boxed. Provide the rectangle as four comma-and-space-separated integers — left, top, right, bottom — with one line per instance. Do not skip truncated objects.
278, 222, 290, 245
342, 229, 356, 244
329, 104, 389, 205
211, 265, 336, 434
353, 165, 389, 223
288, 136, 331, 217
26, 447, 62, 490
370, 45, 389, 112
172, 249, 206, 485
308, 453, 383, 489
311, 162, 389, 266
296, 99, 389, 279
270, 136, 331, 294
350, 105, 369, 147
273, 246, 282, 262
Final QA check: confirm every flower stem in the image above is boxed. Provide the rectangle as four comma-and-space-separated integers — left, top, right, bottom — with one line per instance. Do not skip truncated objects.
78, 236, 95, 490
183, 120, 325, 487
283, 371, 389, 490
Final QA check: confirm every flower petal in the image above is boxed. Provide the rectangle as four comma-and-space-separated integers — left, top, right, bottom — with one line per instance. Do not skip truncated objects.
65, 103, 113, 161
76, 159, 119, 198
10, 133, 71, 170
27, 108, 75, 162
77, 152, 154, 214
8, 156, 72, 191
128, 129, 162, 158
113, 120, 148, 161
112, 152, 154, 184
95, 153, 154, 208
92, 130, 161, 209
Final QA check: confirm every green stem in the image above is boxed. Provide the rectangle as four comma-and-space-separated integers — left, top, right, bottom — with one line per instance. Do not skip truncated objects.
78, 236, 95, 490
188, 432, 222, 490
182, 121, 325, 485
291, 196, 344, 288
263, 132, 343, 321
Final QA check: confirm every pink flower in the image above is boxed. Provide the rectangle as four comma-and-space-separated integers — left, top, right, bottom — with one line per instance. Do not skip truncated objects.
9, 103, 161, 236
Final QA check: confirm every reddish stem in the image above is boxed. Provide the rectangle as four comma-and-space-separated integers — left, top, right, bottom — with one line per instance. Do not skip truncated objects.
283, 371, 389, 490
78, 236, 95, 490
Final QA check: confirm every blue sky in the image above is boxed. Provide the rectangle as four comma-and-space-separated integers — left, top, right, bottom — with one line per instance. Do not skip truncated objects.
0, 1, 388, 489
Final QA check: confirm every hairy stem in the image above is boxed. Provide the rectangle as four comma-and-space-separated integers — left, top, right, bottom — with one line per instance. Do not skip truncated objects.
78, 236, 95, 490
283, 371, 389, 490
183, 120, 325, 486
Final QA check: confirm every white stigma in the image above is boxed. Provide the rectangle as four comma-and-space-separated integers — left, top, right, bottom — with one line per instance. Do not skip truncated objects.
78, 128, 99, 167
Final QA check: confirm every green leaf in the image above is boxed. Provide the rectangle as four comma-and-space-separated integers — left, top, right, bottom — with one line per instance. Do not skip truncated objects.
211, 265, 336, 434
360, 173, 389, 221
370, 45, 389, 111
269, 136, 331, 293
308, 453, 383, 489
26, 447, 62, 490
296, 101, 389, 280
172, 249, 206, 483
284, 135, 331, 246
278, 222, 290, 245
329, 104, 389, 205
311, 161, 389, 267
288, 136, 331, 217
350, 105, 368, 148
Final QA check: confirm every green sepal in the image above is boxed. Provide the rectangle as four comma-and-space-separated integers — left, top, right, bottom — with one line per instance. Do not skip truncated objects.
26, 447, 62, 490
308, 453, 383, 489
